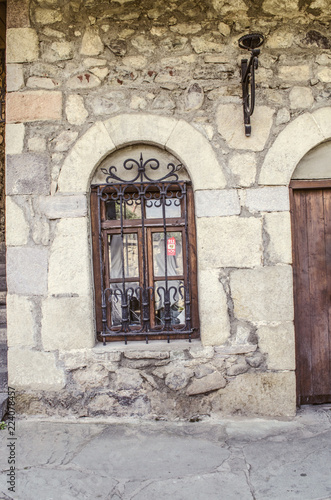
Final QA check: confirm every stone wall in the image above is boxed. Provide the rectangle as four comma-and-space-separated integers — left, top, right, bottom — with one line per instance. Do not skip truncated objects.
5, 0, 331, 418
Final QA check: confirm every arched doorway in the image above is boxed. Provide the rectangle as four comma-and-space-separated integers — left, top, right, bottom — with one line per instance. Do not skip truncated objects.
290, 140, 331, 404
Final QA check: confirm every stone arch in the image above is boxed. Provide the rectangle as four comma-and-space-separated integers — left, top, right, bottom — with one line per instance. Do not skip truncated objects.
57, 114, 226, 194
259, 107, 331, 186
55, 114, 228, 347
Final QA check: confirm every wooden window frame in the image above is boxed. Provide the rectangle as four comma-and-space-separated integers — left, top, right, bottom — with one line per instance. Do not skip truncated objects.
91, 182, 199, 343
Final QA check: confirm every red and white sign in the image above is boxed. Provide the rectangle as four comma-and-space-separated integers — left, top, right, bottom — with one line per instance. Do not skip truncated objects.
167, 237, 176, 256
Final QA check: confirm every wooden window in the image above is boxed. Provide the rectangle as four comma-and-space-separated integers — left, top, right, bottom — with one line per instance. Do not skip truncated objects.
91, 155, 199, 343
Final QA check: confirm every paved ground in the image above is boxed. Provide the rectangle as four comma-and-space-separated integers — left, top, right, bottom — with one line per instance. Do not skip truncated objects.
0, 406, 331, 500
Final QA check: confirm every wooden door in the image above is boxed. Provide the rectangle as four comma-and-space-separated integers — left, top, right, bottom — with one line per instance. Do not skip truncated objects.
290, 181, 331, 405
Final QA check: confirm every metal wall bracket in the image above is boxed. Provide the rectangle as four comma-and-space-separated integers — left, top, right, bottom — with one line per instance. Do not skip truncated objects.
238, 33, 264, 137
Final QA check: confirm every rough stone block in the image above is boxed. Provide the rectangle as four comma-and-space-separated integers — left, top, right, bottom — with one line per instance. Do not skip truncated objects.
216, 104, 274, 151
7, 91, 62, 123
278, 65, 310, 82
195, 190, 240, 217
198, 268, 230, 346
7, 0, 30, 28
7, 28, 39, 63
6, 197, 29, 246
244, 187, 289, 213
289, 87, 314, 109
228, 153, 257, 187
230, 266, 294, 322
266, 30, 294, 48
48, 218, 91, 294
6, 154, 50, 195
6, 294, 35, 347
8, 348, 65, 390
6, 123, 25, 155
197, 216, 262, 268
41, 295, 95, 350
80, 27, 104, 56
34, 8, 63, 24
6, 64, 24, 92
165, 367, 193, 390
36, 195, 87, 219
218, 371, 296, 417
187, 371, 226, 395
317, 68, 331, 83
6, 247, 48, 295
65, 95, 89, 125
264, 212, 292, 264
257, 322, 295, 370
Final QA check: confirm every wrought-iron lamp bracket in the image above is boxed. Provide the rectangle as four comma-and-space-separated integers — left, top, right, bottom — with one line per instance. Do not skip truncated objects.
238, 33, 264, 137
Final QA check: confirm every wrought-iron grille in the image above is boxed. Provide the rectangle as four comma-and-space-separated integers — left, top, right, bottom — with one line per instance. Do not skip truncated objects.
91, 153, 199, 344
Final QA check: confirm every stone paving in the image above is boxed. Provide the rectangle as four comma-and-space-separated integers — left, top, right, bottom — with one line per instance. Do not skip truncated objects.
0, 405, 331, 500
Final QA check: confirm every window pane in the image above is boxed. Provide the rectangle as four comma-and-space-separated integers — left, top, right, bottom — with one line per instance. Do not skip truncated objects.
106, 200, 141, 220
108, 233, 139, 279
108, 282, 141, 327
153, 232, 183, 277
154, 281, 185, 326
145, 198, 181, 219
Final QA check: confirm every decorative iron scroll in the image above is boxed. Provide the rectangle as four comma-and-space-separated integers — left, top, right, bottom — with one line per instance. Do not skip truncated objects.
100, 153, 183, 185
97, 154, 193, 344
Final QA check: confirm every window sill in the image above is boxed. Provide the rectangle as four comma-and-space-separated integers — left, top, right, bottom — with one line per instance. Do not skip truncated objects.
92, 338, 202, 354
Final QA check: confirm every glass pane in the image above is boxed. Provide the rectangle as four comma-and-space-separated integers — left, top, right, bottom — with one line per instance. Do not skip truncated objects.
145, 198, 181, 219
108, 233, 139, 279
108, 282, 141, 327
106, 200, 141, 220
153, 232, 183, 277
154, 281, 185, 326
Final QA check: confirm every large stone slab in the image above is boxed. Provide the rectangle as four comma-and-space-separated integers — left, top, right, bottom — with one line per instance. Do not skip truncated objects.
197, 216, 262, 269
230, 266, 294, 322
244, 187, 289, 213
216, 104, 274, 151
219, 371, 296, 416
195, 190, 240, 217
6, 247, 48, 295
6, 154, 50, 195
6, 123, 25, 154
48, 218, 91, 294
6, 64, 25, 92
7, 28, 39, 63
7, 0, 30, 28
6, 294, 36, 348
36, 195, 87, 219
41, 295, 95, 350
6, 196, 29, 246
6, 91, 62, 123
8, 348, 65, 390
257, 322, 295, 370
264, 212, 292, 264
198, 268, 230, 346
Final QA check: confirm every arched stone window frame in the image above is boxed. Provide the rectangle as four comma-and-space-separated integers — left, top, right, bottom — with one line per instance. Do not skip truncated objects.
56, 114, 228, 348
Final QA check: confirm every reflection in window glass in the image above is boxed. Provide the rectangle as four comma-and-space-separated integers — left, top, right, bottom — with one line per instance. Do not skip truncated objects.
154, 280, 185, 326
108, 234, 139, 279
152, 232, 183, 277
108, 282, 141, 326
106, 200, 141, 220
145, 199, 181, 219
